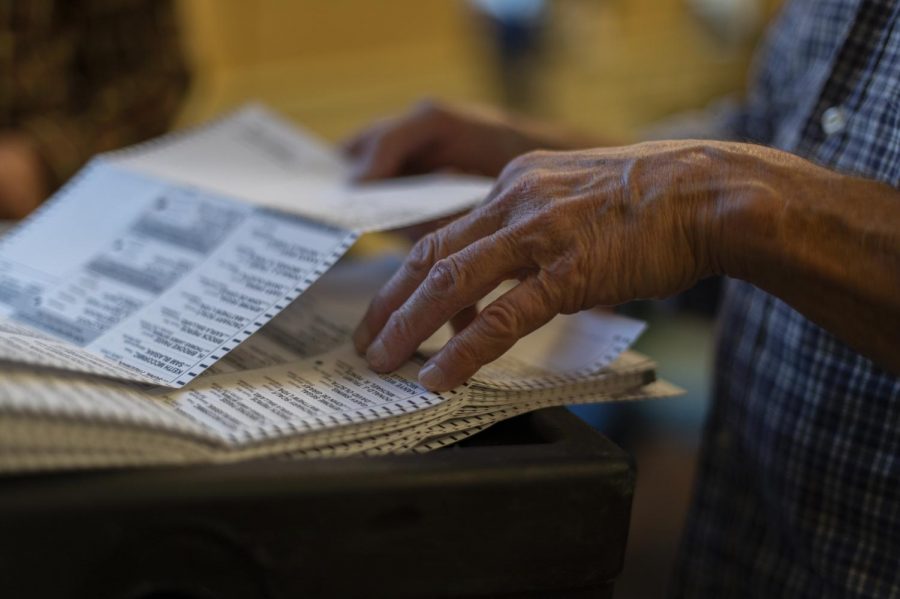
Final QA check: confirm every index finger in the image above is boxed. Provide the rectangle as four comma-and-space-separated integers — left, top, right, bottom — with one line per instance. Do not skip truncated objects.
344, 103, 446, 181
364, 231, 527, 373
418, 274, 561, 390
352, 203, 503, 353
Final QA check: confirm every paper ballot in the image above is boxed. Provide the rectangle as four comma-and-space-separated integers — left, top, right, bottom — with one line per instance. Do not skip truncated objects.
214, 256, 647, 390
0, 105, 492, 387
0, 256, 680, 472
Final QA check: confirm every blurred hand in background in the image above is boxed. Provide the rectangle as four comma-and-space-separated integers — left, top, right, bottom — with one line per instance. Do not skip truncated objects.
343, 99, 610, 181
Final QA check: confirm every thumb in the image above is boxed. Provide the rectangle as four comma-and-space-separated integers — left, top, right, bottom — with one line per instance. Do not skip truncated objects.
350, 134, 405, 182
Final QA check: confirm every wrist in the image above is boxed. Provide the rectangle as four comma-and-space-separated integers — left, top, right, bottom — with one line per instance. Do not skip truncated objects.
705, 144, 866, 289
703, 144, 798, 282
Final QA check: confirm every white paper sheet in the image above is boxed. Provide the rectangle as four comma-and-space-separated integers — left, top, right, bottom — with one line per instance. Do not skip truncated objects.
205, 254, 403, 375
0, 363, 205, 436
110, 104, 493, 232
0, 163, 356, 386
467, 309, 647, 389
162, 344, 446, 443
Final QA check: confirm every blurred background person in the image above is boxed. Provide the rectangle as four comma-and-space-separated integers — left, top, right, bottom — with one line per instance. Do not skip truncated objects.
0, 0, 189, 219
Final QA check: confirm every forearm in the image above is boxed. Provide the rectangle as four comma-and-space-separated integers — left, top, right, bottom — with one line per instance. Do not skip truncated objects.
711, 148, 900, 373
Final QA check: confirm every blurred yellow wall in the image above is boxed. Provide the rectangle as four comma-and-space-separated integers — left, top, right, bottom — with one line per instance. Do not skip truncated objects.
176, 0, 780, 142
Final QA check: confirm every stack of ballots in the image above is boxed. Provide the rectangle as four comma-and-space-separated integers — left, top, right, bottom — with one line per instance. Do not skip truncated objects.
0, 105, 680, 472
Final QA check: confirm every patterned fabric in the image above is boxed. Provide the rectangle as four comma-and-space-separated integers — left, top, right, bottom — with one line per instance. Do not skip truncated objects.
672, 1, 900, 597
0, 0, 189, 189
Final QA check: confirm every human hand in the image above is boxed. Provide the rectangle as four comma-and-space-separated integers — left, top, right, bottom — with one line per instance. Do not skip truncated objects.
0, 134, 47, 219
352, 140, 774, 390
343, 99, 607, 181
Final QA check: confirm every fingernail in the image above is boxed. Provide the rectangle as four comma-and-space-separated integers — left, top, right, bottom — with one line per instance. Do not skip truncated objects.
352, 321, 372, 354
366, 337, 389, 372
418, 361, 448, 391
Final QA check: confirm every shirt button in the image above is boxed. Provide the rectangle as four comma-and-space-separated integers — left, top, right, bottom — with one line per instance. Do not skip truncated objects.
821, 106, 848, 136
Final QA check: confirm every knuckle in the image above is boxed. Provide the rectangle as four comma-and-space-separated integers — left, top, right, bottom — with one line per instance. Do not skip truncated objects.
478, 300, 521, 340
542, 255, 590, 313
526, 149, 554, 161
531, 202, 559, 226
384, 304, 416, 344
530, 198, 576, 237
531, 271, 563, 307
491, 229, 523, 262
486, 183, 514, 216
513, 205, 559, 250
407, 232, 441, 276
515, 149, 545, 165
444, 334, 482, 371
426, 257, 463, 296
495, 160, 553, 209
506, 150, 551, 172
510, 170, 544, 197
491, 172, 545, 216
502, 153, 532, 179
544, 253, 579, 280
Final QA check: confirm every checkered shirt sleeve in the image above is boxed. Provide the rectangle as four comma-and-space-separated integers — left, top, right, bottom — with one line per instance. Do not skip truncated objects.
671, 1, 900, 597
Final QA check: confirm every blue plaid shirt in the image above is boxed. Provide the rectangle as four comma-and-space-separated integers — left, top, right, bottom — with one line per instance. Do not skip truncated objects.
671, 1, 900, 597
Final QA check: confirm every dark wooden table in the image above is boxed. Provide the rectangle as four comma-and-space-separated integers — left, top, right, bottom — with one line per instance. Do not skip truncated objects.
0, 407, 634, 598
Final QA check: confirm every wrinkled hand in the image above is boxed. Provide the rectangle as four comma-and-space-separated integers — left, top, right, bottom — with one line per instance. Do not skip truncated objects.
353, 140, 759, 390
0, 134, 47, 219
343, 99, 605, 181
